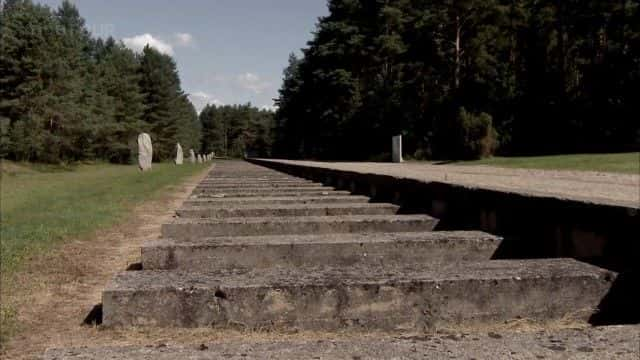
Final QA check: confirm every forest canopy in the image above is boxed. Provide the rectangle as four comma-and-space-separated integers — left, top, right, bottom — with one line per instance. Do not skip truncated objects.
0, 0, 274, 163
273, 0, 640, 160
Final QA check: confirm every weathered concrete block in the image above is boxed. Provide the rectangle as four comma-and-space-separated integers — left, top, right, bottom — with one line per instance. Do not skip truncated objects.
174, 143, 183, 165
183, 195, 371, 207
175, 203, 399, 218
161, 214, 438, 239
141, 231, 501, 270
102, 259, 615, 330
392, 135, 403, 163
192, 186, 336, 196
190, 190, 352, 198
196, 181, 318, 189
137, 133, 152, 171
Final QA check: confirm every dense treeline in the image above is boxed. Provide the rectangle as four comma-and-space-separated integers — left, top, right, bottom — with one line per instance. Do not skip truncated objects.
274, 0, 640, 160
0, 0, 202, 163
200, 104, 275, 158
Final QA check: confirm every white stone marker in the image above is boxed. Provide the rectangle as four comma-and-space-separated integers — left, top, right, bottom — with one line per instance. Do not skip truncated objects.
189, 149, 196, 164
392, 135, 403, 163
197, 154, 203, 163
137, 133, 153, 171
175, 143, 183, 165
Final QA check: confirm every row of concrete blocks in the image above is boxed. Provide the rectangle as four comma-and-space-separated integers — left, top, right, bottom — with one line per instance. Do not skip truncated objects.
101, 162, 616, 332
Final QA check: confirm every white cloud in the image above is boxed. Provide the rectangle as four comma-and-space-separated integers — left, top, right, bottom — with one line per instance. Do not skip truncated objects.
188, 91, 223, 113
122, 33, 174, 55
236, 72, 271, 94
172, 32, 194, 47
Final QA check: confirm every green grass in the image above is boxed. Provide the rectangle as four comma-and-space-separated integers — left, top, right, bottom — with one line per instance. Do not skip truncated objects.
0, 161, 208, 276
457, 152, 639, 174
0, 160, 208, 345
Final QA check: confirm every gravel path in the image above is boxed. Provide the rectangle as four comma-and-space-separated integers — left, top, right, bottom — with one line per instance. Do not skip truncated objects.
261, 160, 639, 208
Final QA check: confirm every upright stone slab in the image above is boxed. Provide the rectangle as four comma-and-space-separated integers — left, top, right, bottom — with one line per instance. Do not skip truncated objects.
189, 150, 196, 164
175, 143, 183, 165
392, 135, 403, 163
197, 154, 203, 163
137, 133, 153, 171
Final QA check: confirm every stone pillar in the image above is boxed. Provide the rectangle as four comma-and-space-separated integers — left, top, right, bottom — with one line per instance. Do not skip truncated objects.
189, 149, 196, 164
392, 135, 403, 163
175, 143, 183, 165
137, 133, 153, 171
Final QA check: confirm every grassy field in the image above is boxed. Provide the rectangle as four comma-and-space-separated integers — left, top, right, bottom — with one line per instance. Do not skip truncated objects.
458, 152, 639, 174
0, 161, 207, 275
0, 161, 208, 344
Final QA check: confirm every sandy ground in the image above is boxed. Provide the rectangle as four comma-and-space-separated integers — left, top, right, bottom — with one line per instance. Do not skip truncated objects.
260, 160, 640, 208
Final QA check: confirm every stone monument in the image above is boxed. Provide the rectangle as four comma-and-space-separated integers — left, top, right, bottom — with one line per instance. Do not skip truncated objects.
189, 149, 196, 164
137, 133, 153, 171
175, 143, 183, 165
392, 135, 403, 163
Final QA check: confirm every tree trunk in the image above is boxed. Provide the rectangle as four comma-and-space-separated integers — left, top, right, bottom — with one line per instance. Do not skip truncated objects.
455, 15, 461, 89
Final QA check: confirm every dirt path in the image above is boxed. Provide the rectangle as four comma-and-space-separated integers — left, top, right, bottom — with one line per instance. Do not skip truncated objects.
0, 166, 211, 359
260, 160, 640, 208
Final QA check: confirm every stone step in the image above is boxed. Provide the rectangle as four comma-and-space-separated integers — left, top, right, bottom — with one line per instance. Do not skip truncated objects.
175, 203, 400, 218
200, 178, 309, 183
183, 195, 371, 206
203, 176, 300, 181
102, 259, 615, 330
190, 190, 352, 198
42, 325, 640, 359
197, 181, 318, 188
141, 231, 501, 270
192, 186, 335, 194
161, 215, 438, 239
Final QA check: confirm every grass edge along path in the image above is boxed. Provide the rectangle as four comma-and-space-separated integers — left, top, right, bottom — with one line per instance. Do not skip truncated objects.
0, 161, 209, 344
456, 152, 639, 174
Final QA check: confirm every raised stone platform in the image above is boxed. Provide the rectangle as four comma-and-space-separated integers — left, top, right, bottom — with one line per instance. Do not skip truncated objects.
103, 259, 615, 329
43, 325, 640, 359
141, 231, 501, 270
175, 203, 400, 218
247, 158, 640, 271
161, 214, 438, 239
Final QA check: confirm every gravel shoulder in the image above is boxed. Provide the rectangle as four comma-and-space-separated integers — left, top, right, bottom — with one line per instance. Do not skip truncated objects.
260, 160, 640, 208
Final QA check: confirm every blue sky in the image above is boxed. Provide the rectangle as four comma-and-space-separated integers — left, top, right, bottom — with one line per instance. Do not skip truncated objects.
34, 0, 329, 112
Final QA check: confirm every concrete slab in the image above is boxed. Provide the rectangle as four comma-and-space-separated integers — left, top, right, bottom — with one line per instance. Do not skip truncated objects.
161, 214, 438, 239
141, 231, 501, 270
183, 195, 371, 206
175, 203, 399, 218
196, 182, 321, 189
192, 186, 336, 194
102, 259, 616, 330
203, 176, 300, 181
43, 325, 640, 359
190, 190, 353, 198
